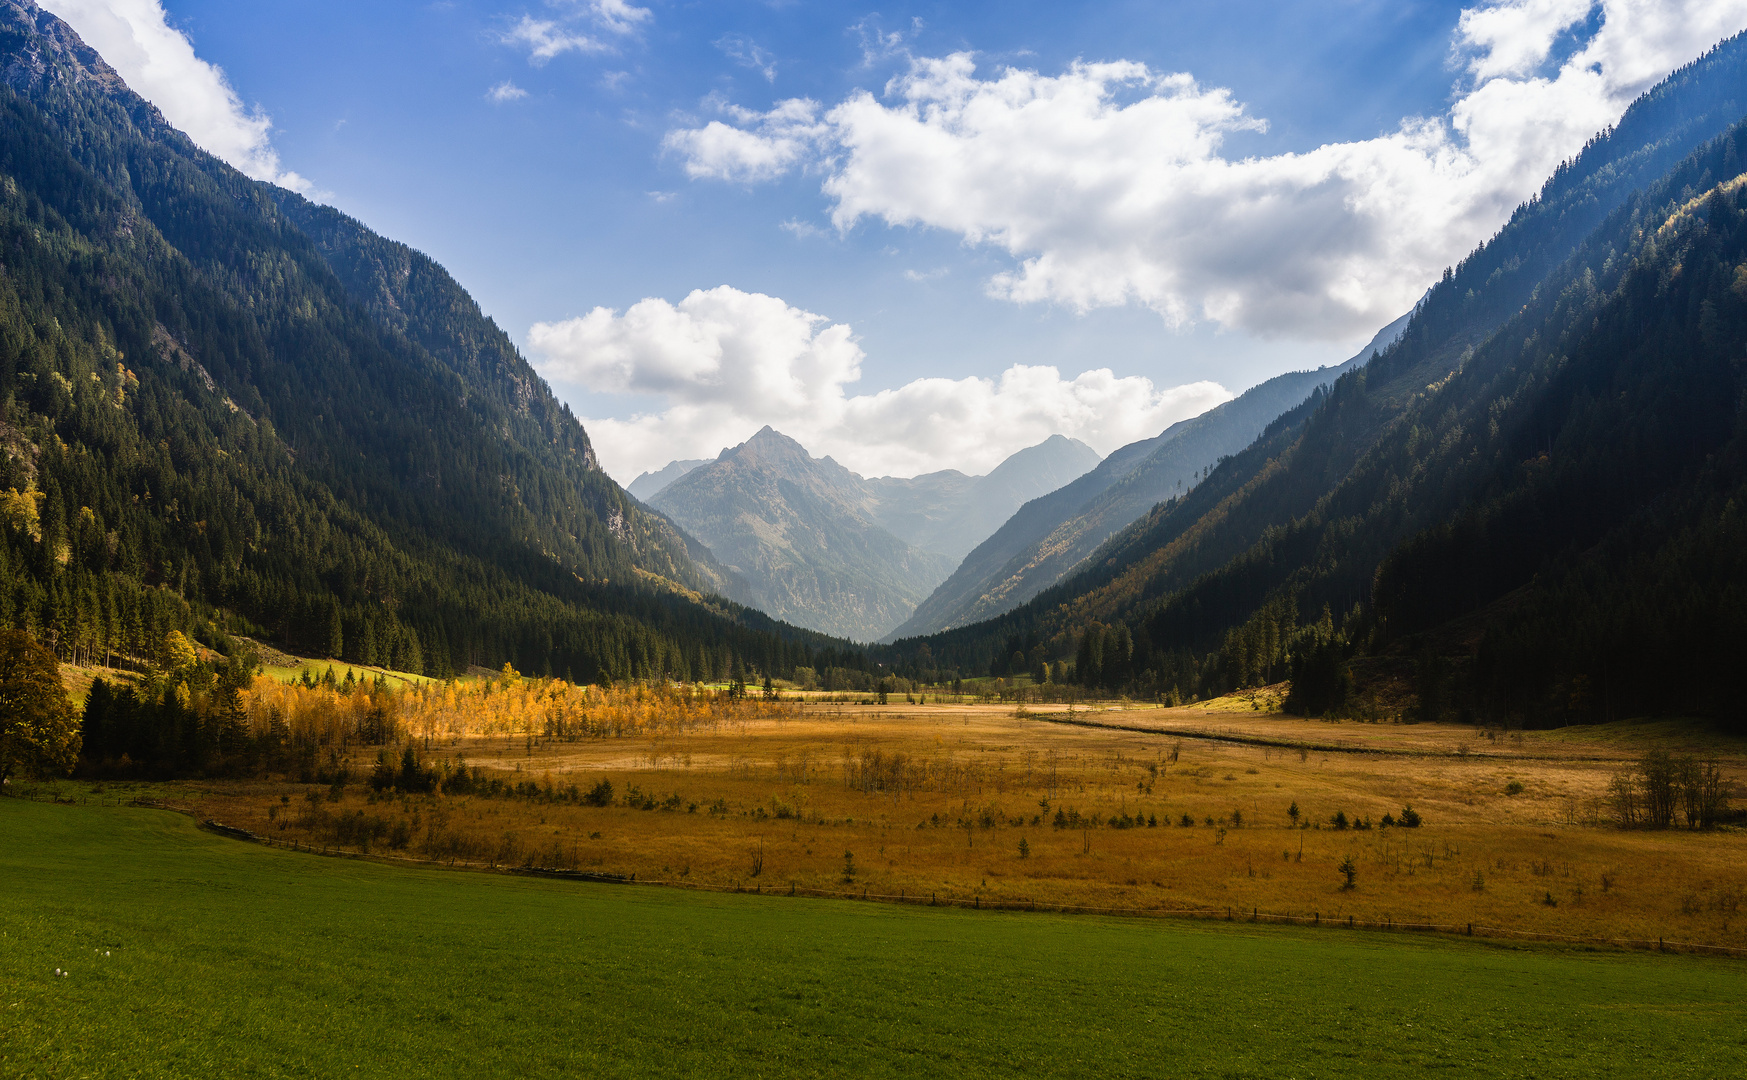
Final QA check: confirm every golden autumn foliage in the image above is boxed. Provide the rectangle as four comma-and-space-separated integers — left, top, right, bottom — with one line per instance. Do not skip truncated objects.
0, 629, 79, 779
237, 673, 798, 751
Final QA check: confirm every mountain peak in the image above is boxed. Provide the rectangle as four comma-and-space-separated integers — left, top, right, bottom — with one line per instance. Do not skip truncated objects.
724, 426, 818, 474
1, 0, 129, 98
980, 434, 1102, 490
743, 425, 804, 450
650, 428, 954, 639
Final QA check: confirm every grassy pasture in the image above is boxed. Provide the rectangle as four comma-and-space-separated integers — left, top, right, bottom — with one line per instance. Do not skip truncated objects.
4, 797, 1747, 1078
258, 660, 436, 691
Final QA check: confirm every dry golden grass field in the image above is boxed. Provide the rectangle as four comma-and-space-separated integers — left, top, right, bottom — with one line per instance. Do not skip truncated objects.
71, 685, 1747, 954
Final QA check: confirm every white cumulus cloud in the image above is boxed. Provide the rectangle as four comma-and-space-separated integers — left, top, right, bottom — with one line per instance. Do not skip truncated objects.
41, 0, 310, 191
527, 285, 1230, 481
663, 97, 827, 182
1457, 0, 1595, 79
664, 0, 1747, 341
487, 80, 529, 103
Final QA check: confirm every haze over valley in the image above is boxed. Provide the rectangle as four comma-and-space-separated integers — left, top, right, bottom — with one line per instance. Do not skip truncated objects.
638, 428, 1101, 638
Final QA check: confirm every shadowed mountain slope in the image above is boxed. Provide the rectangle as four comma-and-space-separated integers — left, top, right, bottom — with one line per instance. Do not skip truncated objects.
880, 33, 1747, 730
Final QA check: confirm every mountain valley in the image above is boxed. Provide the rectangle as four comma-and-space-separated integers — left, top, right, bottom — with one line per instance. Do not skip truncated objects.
645, 428, 1099, 638
8, 6, 1747, 1076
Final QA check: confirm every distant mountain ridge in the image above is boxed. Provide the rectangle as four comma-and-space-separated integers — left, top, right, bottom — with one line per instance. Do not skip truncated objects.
628, 460, 709, 502
650, 428, 954, 639
649, 429, 1099, 639
864, 434, 1102, 562
887, 308, 1413, 640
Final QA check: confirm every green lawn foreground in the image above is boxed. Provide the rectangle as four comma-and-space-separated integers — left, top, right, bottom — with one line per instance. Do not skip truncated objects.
3, 800, 1746, 1080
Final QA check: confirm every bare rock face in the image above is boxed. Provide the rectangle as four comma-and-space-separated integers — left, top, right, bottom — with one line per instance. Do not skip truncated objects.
0, 1, 131, 98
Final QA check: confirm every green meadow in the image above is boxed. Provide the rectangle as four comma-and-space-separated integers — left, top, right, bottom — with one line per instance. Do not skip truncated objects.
257, 661, 436, 691
4, 798, 1746, 1078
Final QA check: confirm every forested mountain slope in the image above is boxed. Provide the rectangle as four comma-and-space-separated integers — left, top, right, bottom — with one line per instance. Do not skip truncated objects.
881, 33, 1747, 728
0, 0, 850, 682
263, 192, 743, 600
889, 311, 1410, 641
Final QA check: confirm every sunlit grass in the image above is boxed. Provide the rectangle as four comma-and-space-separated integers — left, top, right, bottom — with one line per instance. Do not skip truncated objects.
260, 660, 438, 689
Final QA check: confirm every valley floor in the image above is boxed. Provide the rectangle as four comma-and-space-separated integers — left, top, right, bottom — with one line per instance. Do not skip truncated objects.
46, 697, 1747, 952
4, 796, 1747, 1078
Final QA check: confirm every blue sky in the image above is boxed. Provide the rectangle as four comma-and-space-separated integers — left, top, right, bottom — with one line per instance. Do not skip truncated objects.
42, 1, 1747, 480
